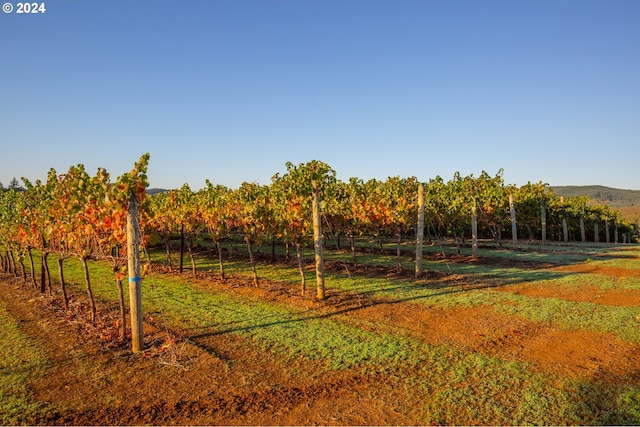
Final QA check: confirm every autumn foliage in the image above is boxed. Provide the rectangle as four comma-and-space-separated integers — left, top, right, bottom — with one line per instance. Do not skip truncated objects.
1, 157, 636, 322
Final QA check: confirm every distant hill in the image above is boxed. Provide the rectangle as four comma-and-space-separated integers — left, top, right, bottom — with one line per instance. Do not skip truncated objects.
551, 185, 640, 207
147, 188, 168, 196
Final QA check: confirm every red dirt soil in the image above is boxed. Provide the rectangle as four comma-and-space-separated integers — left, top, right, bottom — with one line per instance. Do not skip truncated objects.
493, 262, 640, 306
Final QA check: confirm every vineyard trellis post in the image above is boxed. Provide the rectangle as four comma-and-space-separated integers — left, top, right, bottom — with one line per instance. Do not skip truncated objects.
312, 180, 325, 300
509, 193, 518, 245
561, 197, 569, 242
415, 183, 425, 278
540, 201, 547, 244
127, 193, 144, 353
471, 203, 478, 259
179, 223, 185, 274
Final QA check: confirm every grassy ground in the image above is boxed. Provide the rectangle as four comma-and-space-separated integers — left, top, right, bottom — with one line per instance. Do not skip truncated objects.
2, 239, 640, 424
0, 299, 50, 425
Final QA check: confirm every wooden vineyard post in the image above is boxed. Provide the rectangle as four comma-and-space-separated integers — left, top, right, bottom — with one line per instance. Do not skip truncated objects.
127, 193, 144, 353
415, 183, 425, 278
593, 213, 599, 243
179, 223, 185, 274
561, 197, 568, 243
580, 217, 586, 242
509, 193, 518, 245
471, 203, 478, 259
540, 201, 547, 244
605, 219, 610, 243
312, 181, 325, 300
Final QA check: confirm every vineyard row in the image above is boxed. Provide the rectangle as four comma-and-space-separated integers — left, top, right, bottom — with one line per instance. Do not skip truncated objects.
0, 155, 637, 337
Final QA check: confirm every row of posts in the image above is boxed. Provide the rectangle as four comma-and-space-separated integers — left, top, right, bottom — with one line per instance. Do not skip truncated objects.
416, 192, 629, 270
467, 194, 627, 260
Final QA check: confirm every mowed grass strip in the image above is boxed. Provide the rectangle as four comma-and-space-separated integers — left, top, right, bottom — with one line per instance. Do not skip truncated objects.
0, 295, 50, 425
476, 291, 640, 343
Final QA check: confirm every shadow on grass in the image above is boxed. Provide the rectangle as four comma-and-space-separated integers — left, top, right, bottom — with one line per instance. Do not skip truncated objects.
323, 259, 570, 295
185, 269, 535, 341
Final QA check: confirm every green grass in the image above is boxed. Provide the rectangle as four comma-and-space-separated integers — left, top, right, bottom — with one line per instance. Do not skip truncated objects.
595, 255, 640, 270
479, 291, 640, 342
147, 275, 423, 371
0, 300, 50, 425
421, 353, 574, 425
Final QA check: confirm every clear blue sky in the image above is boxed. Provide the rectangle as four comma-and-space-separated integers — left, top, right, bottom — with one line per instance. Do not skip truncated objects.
1, 0, 639, 190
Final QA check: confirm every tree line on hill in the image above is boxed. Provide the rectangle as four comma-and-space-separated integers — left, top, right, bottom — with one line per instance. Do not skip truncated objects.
551, 185, 640, 208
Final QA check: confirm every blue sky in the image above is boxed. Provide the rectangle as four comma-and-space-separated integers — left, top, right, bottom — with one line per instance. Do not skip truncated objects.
1, 0, 639, 190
